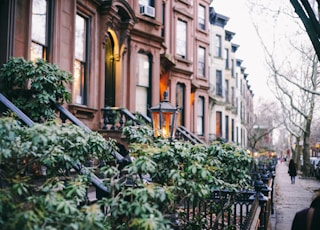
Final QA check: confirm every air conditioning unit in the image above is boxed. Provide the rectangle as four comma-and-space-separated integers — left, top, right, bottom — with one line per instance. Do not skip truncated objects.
140, 5, 155, 18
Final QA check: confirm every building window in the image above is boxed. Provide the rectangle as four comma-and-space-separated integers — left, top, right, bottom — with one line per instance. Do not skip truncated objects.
139, 0, 154, 6
139, 0, 155, 17
176, 83, 185, 126
215, 35, 222, 57
231, 59, 235, 77
225, 115, 229, 142
216, 70, 222, 96
241, 128, 244, 146
198, 4, 205, 30
231, 119, 235, 142
136, 52, 151, 115
176, 19, 187, 59
236, 97, 239, 114
231, 86, 235, 106
31, 0, 53, 61
198, 46, 205, 77
225, 48, 229, 69
216, 111, 222, 138
236, 126, 239, 144
197, 96, 204, 135
240, 101, 243, 120
225, 79, 229, 103
161, 2, 165, 37
236, 73, 239, 88
73, 14, 89, 105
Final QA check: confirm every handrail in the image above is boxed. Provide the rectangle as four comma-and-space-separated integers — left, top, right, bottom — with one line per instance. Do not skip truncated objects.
55, 103, 91, 132
0, 93, 34, 126
102, 107, 205, 145
176, 126, 206, 145
121, 108, 141, 123
55, 103, 127, 162
0, 93, 110, 196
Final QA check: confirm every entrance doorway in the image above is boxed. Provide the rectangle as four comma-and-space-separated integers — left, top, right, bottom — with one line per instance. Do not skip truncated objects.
104, 32, 115, 107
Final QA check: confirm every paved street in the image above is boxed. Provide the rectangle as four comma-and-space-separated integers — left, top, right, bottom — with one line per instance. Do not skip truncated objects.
271, 161, 320, 229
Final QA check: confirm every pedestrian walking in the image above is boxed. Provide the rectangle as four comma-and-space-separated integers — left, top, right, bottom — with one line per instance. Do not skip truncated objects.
288, 159, 297, 184
291, 194, 320, 230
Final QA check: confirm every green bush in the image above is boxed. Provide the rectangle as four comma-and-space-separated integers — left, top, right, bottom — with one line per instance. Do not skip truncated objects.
101, 125, 253, 229
0, 57, 72, 122
0, 118, 253, 229
0, 117, 115, 230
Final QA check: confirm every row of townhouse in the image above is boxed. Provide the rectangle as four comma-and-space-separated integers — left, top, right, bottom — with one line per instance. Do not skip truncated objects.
208, 8, 254, 147
0, 0, 253, 146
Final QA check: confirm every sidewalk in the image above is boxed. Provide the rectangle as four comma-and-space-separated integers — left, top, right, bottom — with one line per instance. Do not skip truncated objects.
270, 161, 320, 229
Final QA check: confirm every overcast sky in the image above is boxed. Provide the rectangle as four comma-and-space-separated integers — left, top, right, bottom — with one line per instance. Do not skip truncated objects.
211, 0, 275, 101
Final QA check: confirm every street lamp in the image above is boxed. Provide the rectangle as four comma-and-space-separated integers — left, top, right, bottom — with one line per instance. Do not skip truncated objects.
149, 92, 178, 139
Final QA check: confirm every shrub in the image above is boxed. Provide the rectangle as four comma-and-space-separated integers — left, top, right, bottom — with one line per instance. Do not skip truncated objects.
0, 117, 115, 230
0, 118, 253, 229
0, 57, 72, 122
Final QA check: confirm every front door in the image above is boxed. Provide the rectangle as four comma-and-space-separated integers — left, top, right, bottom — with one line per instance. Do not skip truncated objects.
104, 33, 115, 107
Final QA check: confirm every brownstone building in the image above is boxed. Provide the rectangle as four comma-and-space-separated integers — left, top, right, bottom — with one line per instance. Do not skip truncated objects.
1, 0, 253, 145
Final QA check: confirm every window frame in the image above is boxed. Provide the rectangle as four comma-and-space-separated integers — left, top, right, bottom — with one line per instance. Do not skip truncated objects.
216, 70, 223, 96
197, 46, 206, 78
139, 0, 154, 7
231, 86, 235, 107
176, 83, 185, 126
225, 115, 229, 142
73, 13, 90, 105
136, 51, 152, 115
225, 48, 229, 69
176, 19, 187, 59
198, 4, 206, 30
231, 118, 235, 142
231, 59, 235, 77
30, 0, 54, 61
216, 111, 222, 138
225, 79, 229, 103
215, 34, 222, 57
197, 96, 205, 136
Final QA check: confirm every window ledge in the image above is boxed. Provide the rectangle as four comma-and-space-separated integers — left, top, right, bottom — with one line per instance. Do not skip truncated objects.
196, 27, 208, 35
175, 56, 192, 65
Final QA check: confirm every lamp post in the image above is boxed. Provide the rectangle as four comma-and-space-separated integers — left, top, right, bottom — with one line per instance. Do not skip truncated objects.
149, 92, 178, 140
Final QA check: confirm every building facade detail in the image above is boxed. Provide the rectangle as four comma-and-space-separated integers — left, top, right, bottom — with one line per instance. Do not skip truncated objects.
0, 0, 253, 146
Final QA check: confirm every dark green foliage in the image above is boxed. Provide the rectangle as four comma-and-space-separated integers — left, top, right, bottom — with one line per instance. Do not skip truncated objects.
115, 125, 253, 228
0, 118, 253, 229
0, 57, 72, 122
0, 117, 114, 230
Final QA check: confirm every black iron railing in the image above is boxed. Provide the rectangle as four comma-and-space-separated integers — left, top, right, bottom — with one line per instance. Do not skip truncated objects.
0, 93, 111, 200
55, 104, 128, 165
101, 107, 206, 145
0, 93, 34, 126
179, 190, 256, 229
176, 126, 206, 145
